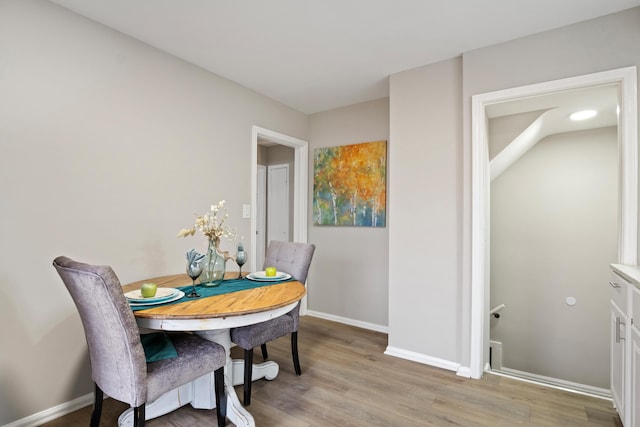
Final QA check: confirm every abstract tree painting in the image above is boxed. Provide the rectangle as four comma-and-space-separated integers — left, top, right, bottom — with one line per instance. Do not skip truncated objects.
313, 140, 386, 227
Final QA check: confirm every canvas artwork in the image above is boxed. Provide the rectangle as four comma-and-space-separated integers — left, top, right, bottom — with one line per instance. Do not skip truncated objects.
313, 140, 387, 227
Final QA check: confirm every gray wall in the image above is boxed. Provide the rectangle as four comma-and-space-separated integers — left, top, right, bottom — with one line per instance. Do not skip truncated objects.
308, 98, 390, 329
3, 0, 640, 423
388, 58, 462, 363
389, 7, 640, 371
490, 127, 618, 389
458, 6, 640, 370
0, 0, 307, 424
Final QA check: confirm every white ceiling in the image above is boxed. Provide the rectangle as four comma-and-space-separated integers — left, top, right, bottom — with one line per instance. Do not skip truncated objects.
487, 84, 619, 129
488, 84, 620, 180
49, 0, 640, 114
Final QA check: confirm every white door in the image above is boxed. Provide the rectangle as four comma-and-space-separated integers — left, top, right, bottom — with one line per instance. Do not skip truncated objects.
256, 165, 267, 269
267, 164, 289, 244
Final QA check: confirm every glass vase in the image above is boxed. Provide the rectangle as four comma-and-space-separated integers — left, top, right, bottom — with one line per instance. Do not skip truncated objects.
199, 238, 226, 287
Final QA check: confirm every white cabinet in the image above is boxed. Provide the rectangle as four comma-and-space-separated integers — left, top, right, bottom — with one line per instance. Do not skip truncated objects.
610, 271, 629, 424
611, 295, 627, 421
631, 286, 640, 427
610, 266, 637, 426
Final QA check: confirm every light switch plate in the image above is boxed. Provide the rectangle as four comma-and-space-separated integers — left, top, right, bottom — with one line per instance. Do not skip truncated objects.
242, 204, 251, 219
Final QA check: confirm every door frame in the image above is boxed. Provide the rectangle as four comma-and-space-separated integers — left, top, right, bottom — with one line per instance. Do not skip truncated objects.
249, 126, 309, 271
251, 125, 309, 267
469, 66, 638, 379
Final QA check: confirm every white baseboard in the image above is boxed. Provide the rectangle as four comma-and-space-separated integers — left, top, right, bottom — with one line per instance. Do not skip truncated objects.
4, 392, 94, 427
456, 366, 472, 378
305, 310, 388, 333
489, 367, 612, 400
384, 345, 461, 373
306, 311, 463, 375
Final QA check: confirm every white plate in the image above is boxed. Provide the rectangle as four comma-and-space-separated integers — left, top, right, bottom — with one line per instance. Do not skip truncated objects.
125, 287, 179, 303
247, 271, 292, 282
128, 290, 185, 307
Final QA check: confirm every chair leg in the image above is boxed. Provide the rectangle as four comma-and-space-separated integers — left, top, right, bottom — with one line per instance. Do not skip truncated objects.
214, 366, 226, 427
243, 348, 253, 406
291, 331, 301, 376
90, 384, 103, 427
133, 404, 145, 427
260, 343, 268, 360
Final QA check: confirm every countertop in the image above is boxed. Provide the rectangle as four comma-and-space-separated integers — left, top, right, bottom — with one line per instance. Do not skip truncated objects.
611, 264, 640, 288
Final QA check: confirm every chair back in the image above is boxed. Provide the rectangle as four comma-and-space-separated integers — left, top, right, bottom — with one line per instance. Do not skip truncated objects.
53, 256, 147, 407
263, 241, 315, 283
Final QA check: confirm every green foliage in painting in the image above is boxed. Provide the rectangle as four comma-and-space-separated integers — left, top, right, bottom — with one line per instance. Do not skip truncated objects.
313, 140, 386, 227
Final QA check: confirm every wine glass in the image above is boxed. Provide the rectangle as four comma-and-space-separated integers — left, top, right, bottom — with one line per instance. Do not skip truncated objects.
186, 261, 203, 298
236, 242, 247, 279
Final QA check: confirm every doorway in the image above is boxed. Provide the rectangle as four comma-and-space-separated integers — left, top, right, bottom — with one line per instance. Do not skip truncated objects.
250, 125, 309, 271
489, 95, 618, 394
256, 165, 266, 268
255, 155, 292, 269
267, 163, 290, 245
469, 67, 638, 380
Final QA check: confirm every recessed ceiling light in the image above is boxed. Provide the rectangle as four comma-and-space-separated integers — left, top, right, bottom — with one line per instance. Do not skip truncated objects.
570, 109, 597, 121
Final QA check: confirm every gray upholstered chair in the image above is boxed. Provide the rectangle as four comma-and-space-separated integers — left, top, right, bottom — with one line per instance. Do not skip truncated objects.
52, 256, 227, 427
230, 240, 315, 406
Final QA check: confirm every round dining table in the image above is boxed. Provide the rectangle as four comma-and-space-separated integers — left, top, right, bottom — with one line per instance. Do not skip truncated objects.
119, 273, 306, 427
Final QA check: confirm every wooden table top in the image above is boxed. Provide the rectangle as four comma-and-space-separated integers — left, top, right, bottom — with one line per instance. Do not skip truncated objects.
122, 273, 306, 320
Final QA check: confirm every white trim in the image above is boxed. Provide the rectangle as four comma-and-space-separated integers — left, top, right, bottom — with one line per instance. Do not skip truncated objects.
470, 66, 638, 379
618, 68, 639, 265
251, 126, 309, 312
306, 310, 388, 333
488, 368, 612, 400
470, 91, 489, 379
4, 392, 94, 427
384, 346, 461, 372
456, 366, 472, 378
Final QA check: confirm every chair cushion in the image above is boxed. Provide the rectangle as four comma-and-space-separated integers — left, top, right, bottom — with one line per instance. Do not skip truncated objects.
146, 333, 226, 402
230, 314, 295, 350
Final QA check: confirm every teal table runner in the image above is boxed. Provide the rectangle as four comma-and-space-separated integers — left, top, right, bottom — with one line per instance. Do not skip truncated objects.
130, 277, 294, 311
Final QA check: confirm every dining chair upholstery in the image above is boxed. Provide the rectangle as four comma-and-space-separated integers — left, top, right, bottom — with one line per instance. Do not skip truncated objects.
230, 240, 315, 406
52, 256, 227, 427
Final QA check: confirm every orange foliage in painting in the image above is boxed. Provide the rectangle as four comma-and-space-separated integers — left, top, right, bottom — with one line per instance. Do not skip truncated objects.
313, 140, 386, 227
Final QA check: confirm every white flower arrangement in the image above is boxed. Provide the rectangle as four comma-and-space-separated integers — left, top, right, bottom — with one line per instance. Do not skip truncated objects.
178, 200, 237, 242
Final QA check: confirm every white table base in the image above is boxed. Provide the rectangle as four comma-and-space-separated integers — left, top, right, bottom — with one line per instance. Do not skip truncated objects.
231, 359, 279, 386
117, 329, 279, 427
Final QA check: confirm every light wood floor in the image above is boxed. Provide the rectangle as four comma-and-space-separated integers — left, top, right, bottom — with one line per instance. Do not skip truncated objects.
42, 316, 622, 426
